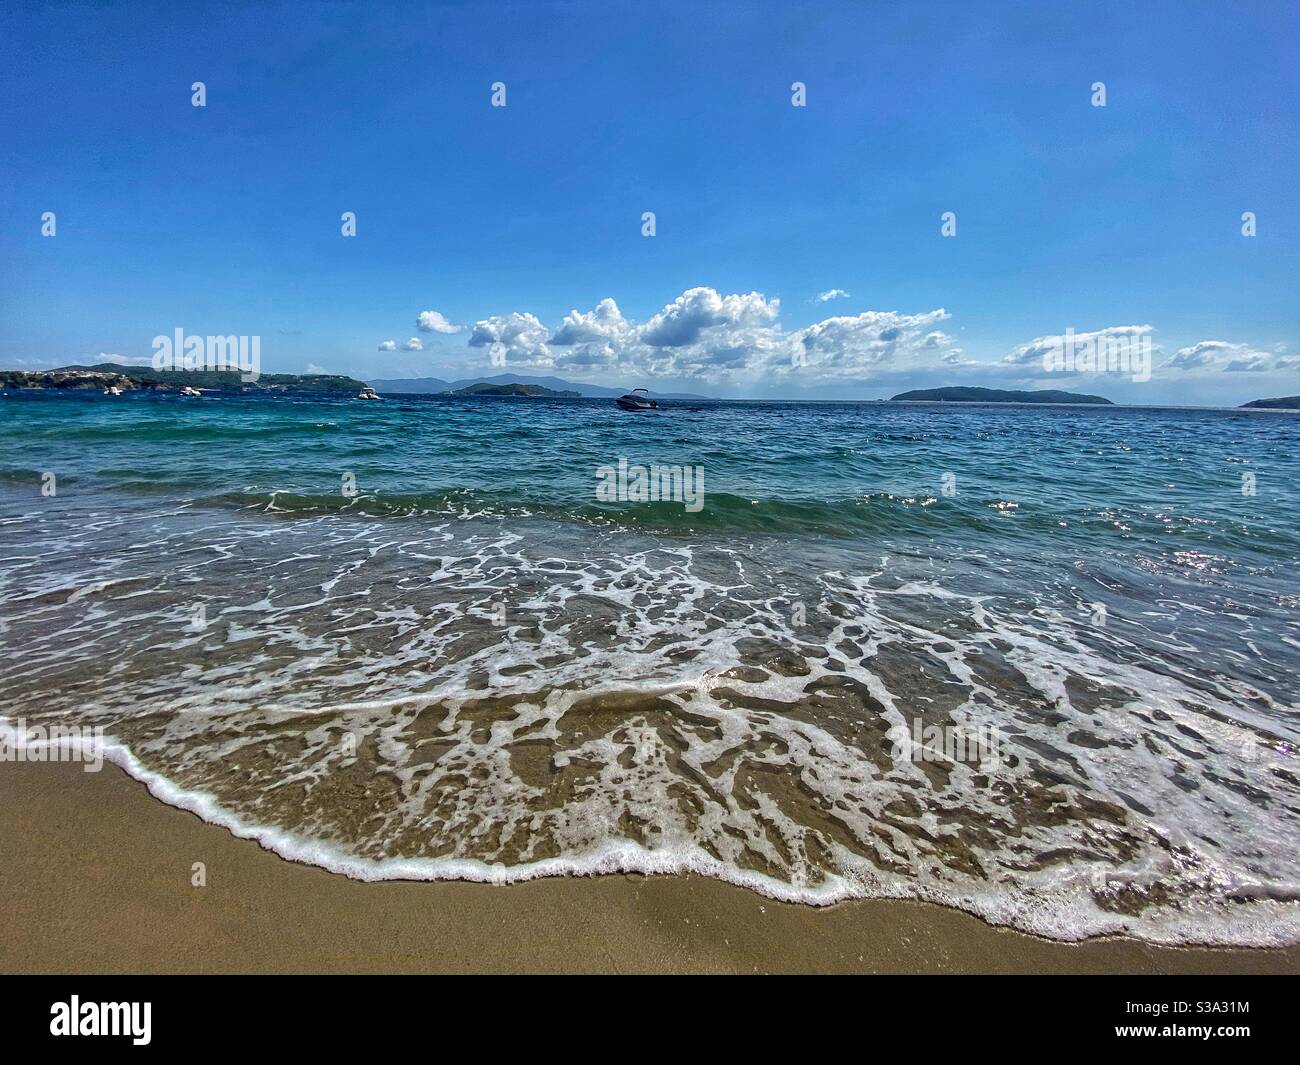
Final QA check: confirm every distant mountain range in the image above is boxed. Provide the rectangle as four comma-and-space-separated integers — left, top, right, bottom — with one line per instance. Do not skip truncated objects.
369, 373, 712, 401
19, 367, 1290, 409
890, 386, 1114, 405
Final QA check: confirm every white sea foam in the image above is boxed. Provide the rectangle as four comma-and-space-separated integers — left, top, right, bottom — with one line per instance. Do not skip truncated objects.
2, 504, 1298, 947
5, 719, 1294, 946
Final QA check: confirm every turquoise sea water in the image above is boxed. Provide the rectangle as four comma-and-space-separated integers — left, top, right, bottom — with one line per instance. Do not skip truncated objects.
2, 390, 1298, 943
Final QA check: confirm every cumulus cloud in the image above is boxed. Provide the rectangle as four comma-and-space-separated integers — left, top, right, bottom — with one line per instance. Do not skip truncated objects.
641, 287, 779, 347
91, 352, 153, 366
989, 327, 1296, 399
815, 288, 851, 303
468, 311, 553, 366
1001, 325, 1155, 368
550, 297, 631, 346
1164, 340, 1297, 373
1166, 340, 1234, 370
639, 290, 782, 379
782, 309, 963, 378
457, 287, 971, 385
402, 337, 423, 351
377, 340, 397, 351
417, 310, 460, 334
547, 298, 636, 373
453, 290, 1280, 394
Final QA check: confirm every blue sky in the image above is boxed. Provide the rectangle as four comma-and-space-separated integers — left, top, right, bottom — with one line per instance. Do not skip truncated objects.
1, 0, 1296, 403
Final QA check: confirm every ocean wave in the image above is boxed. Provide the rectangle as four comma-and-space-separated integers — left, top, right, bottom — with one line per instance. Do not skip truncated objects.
7, 720, 1297, 946
4, 395, 1299, 946
2, 503, 1297, 946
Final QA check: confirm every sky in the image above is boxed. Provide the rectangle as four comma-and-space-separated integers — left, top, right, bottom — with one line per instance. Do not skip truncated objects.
1, 0, 1297, 404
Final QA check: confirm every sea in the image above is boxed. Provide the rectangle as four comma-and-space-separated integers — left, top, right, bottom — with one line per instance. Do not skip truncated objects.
1, 388, 1297, 945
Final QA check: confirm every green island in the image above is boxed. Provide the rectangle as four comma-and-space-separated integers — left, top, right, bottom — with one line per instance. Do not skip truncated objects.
448, 382, 580, 397
0, 363, 368, 392
1240, 396, 1300, 410
890, 386, 1114, 405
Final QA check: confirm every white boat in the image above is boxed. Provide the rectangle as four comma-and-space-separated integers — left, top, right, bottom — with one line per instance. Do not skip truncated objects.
179, 385, 202, 397
615, 387, 658, 411
103, 385, 123, 396
357, 386, 381, 400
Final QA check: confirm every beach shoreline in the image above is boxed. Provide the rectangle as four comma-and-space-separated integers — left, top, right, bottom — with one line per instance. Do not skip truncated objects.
5, 397, 1298, 950
1, 760, 1295, 975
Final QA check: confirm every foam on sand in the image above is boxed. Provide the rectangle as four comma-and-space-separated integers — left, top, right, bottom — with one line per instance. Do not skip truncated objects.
2, 503, 1297, 947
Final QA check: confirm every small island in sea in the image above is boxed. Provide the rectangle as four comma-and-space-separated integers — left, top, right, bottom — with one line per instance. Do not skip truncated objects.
890, 386, 1114, 405
1240, 395, 1300, 410
371, 373, 712, 401
0, 363, 369, 393
449, 382, 580, 398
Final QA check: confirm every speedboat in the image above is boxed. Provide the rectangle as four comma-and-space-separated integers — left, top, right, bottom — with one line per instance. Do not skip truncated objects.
615, 387, 658, 411
103, 385, 123, 396
179, 385, 201, 397
357, 386, 381, 400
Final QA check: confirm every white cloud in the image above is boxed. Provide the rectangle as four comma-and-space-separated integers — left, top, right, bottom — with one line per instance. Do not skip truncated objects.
815, 288, 851, 303
417, 310, 460, 334
550, 297, 631, 346
641, 287, 779, 347
468, 311, 553, 367
988, 328, 1297, 402
448, 289, 1289, 399
1001, 325, 1155, 368
377, 340, 397, 351
465, 287, 963, 384
305, 362, 327, 373
548, 298, 635, 373
402, 337, 423, 351
1164, 340, 1297, 374
91, 352, 153, 366
783, 309, 962, 378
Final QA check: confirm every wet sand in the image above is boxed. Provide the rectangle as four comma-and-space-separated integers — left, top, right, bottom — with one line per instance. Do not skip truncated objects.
1, 760, 1296, 974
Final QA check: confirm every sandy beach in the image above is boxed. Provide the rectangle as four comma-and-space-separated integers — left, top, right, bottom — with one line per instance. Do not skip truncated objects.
5, 0, 1299, 995
1, 760, 1295, 975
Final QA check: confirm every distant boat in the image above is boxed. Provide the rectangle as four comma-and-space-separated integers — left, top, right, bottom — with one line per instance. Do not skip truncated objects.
357, 386, 382, 401
615, 387, 659, 411
179, 385, 201, 397
103, 385, 123, 396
